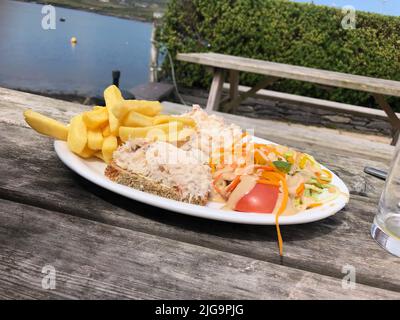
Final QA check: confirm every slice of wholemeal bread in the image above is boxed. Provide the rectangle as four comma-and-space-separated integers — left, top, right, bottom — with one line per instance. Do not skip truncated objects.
105, 162, 209, 206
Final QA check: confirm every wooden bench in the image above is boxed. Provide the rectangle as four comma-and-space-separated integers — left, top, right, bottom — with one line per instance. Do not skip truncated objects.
177, 52, 400, 144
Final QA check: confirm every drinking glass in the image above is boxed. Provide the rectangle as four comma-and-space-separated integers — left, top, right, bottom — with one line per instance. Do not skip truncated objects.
371, 139, 400, 256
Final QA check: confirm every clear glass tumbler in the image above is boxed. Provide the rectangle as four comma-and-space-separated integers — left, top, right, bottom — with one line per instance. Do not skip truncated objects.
371, 139, 400, 256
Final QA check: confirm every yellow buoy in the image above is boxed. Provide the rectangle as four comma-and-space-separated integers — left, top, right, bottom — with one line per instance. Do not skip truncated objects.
70, 37, 77, 44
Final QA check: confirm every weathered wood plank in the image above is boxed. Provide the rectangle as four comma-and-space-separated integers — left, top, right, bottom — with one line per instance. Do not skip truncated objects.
1, 123, 399, 293
0, 87, 89, 127
177, 53, 400, 97
1, 199, 399, 300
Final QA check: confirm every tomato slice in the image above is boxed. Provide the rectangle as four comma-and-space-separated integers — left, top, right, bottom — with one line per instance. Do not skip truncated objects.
235, 183, 279, 214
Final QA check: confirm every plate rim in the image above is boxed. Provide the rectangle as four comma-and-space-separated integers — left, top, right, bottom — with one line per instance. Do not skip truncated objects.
54, 138, 349, 225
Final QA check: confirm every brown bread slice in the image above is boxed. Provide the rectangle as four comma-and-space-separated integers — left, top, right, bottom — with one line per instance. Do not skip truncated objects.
105, 162, 208, 206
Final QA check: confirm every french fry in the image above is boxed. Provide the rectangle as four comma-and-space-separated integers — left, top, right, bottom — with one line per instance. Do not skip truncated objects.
78, 146, 96, 158
111, 100, 162, 119
24, 86, 178, 165
23, 109, 68, 141
122, 110, 154, 127
67, 114, 88, 154
94, 151, 104, 161
104, 85, 123, 103
104, 84, 162, 119
110, 100, 130, 119
82, 108, 108, 129
122, 100, 162, 117
87, 129, 103, 150
102, 124, 111, 137
107, 107, 119, 135
119, 122, 183, 142
153, 115, 196, 127
104, 85, 122, 134
102, 135, 118, 164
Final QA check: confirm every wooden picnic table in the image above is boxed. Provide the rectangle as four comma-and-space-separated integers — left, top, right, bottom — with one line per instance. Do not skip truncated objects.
1, 87, 400, 299
177, 52, 400, 144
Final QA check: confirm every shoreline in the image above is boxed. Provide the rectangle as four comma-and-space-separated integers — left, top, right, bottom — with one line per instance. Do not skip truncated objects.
14, 0, 159, 23
4, 85, 103, 104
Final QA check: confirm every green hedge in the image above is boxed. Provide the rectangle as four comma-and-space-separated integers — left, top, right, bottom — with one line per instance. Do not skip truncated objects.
158, 0, 400, 111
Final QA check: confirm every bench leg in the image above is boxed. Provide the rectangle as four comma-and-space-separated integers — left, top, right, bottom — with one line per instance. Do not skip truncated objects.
223, 76, 277, 113
373, 94, 400, 146
229, 70, 240, 101
206, 68, 225, 112
217, 71, 239, 107
392, 130, 399, 146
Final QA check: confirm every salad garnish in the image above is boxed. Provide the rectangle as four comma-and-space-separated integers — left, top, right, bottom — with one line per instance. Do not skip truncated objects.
209, 138, 339, 255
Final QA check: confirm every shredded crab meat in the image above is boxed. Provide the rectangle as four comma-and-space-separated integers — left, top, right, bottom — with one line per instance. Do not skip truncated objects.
113, 140, 211, 199
181, 105, 243, 157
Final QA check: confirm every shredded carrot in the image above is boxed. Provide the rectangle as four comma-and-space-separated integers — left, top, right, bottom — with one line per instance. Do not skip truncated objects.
257, 179, 281, 187
259, 171, 288, 256
212, 173, 224, 196
262, 171, 286, 180
255, 165, 276, 171
241, 157, 288, 256
314, 172, 324, 184
260, 173, 281, 184
254, 149, 269, 165
307, 203, 322, 209
229, 134, 248, 159
257, 145, 282, 157
275, 177, 288, 256
226, 176, 241, 193
296, 183, 305, 197
209, 162, 216, 174
216, 147, 225, 165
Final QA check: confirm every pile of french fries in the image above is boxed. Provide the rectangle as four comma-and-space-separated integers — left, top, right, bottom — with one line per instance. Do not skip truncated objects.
24, 85, 195, 163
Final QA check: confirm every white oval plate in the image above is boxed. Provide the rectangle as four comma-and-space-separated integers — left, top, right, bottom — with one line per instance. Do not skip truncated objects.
54, 137, 349, 225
